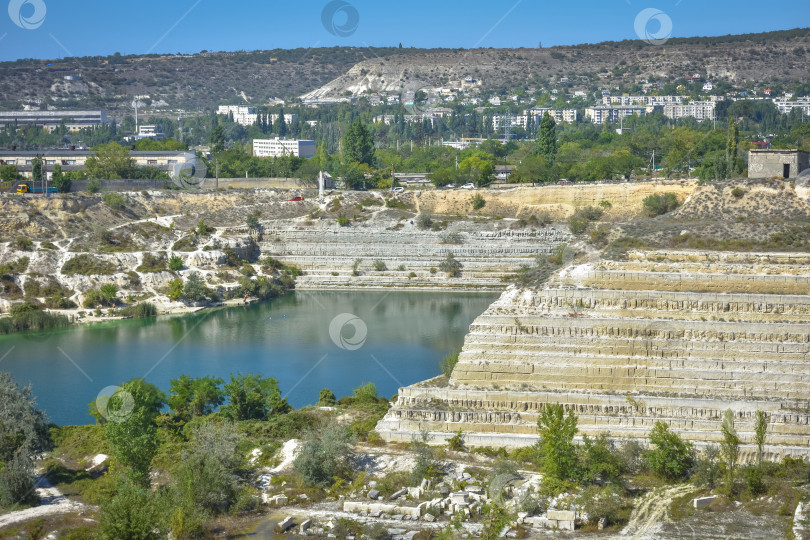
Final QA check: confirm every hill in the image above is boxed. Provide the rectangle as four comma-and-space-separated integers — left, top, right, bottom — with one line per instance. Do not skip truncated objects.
0, 28, 807, 116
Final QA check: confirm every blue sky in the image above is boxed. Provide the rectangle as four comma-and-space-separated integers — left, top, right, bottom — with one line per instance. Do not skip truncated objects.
0, 0, 807, 61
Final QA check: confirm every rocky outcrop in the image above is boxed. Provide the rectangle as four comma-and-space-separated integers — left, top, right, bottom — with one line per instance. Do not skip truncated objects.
377, 249, 810, 459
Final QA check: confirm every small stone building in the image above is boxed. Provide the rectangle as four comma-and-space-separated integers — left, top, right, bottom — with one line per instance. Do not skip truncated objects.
748, 149, 809, 179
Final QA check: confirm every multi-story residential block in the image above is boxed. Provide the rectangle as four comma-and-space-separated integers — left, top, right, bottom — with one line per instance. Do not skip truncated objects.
772, 97, 810, 115
524, 107, 578, 124
252, 138, 315, 158
663, 101, 716, 121
601, 95, 683, 106
584, 106, 648, 124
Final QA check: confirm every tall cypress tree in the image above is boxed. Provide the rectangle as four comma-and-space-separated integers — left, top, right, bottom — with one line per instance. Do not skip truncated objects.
537, 112, 557, 164
342, 119, 374, 166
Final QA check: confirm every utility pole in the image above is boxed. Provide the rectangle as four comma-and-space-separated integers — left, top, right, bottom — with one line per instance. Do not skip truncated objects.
215, 157, 219, 195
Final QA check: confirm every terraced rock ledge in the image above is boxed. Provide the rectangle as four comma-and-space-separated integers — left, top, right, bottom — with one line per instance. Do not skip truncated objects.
377, 249, 810, 459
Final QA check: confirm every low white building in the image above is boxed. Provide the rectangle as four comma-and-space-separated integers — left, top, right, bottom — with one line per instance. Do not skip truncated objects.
253, 138, 315, 158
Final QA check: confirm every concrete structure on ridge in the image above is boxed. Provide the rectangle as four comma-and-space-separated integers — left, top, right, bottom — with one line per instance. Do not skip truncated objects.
748, 149, 809, 179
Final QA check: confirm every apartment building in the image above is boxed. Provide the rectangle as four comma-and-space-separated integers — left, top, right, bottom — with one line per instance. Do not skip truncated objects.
584, 106, 648, 124
663, 101, 716, 121
772, 97, 810, 115
252, 138, 315, 158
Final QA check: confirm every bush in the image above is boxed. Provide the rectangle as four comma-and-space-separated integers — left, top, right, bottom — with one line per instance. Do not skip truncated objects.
569, 206, 603, 234
294, 423, 355, 486
98, 480, 163, 540
62, 254, 117, 276
447, 429, 465, 451
103, 192, 125, 210
168, 254, 184, 271
87, 179, 101, 194
470, 193, 486, 210
13, 236, 33, 251
439, 252, 462, 277
337, 216, 350, 227
416, 212, 433, 230
642, 193, 680, 217
119, 303, 157, 319
83, 288, 115, 308
372, 259, 387, 271
440, 349, 460, 377
136, 253, 167, 273
731, 187, 745, 198
196, 219, 214, 235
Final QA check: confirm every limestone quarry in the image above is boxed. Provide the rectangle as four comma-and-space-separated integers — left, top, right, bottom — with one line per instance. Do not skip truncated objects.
378, 179, 810, 463
5, 178, 810, 537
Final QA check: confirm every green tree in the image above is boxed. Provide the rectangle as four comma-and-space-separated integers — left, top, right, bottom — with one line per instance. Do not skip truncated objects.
176, 422, 243, 514
273, 109, 288, 137
51, 164, 71, 193
168, 375, 225, 421
0, 165, 20, 183
210, 125, 225, 154
85, 142, 134, 179
182, 272, 207, 303
537, 403, 579, 481
102, 379, 166, 486
536, 112, 557, 164
720, 409, 740, 492
511, 154, 549, 184
31, 156, 43, 187
726, 119, 739, 175
166, 279, 184, 300
318, 388, 336, 406
342, 119, 374, 166
221, 373, 290, 421
646, 421, 693, 481
754, 411, 767, 466
0, 373, 50, 506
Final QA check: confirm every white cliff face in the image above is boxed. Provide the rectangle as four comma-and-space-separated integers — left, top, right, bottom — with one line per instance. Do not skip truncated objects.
377, 249, 810, 460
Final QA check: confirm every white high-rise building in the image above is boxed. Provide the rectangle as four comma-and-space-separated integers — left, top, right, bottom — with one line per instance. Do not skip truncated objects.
253, 138, 315, 158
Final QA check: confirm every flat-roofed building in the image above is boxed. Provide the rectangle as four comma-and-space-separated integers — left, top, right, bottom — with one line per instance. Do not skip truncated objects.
748, 149, 809, 179
584, 106, 648, 124
0, 149, 196, 179
0, 110, 108, 132
663, 101, 716, 121
252, 138, 315, 158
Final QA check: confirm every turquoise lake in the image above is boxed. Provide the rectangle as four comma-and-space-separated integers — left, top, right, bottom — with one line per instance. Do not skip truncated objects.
0, 291, 497, 425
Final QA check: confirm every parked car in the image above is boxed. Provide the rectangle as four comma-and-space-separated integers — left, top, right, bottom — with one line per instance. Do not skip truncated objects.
288, 196, 305, 201
461, 183, 476, 190
391, 187, 405, 193
444, 184, 456, 189
556, 179, 572, 185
